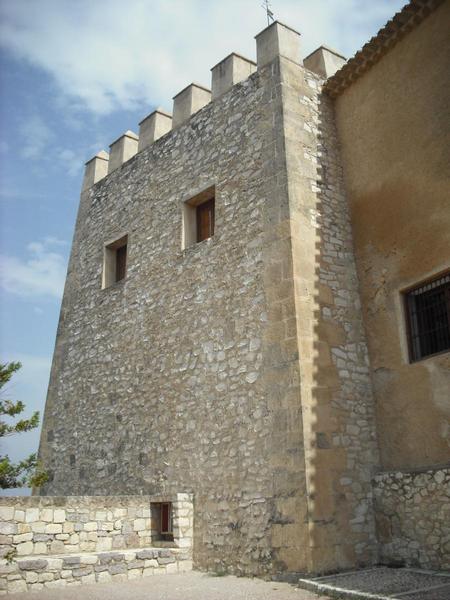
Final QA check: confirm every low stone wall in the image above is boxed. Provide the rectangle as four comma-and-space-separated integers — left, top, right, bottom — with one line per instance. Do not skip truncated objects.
1, 547, 192, 594
0, 494, 192, 557
0, 494, 193, 594
373, 467, 450, 570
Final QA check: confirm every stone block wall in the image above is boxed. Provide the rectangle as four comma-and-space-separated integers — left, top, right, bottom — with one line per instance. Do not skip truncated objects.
0, 495, 193, 594
277, 54, 380, 572
1, 547, 191, 595
373, 467, 450, 570
0, 495, 193, 558
38, 52, 299, 577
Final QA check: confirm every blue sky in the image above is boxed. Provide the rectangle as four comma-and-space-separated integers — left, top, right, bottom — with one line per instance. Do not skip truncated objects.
0, 0, 404, 494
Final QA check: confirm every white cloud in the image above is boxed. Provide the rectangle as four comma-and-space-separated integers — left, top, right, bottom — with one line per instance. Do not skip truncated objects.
0, 239, 67, 299
20, 115, 53, 159
0, 0, 404, 116
58, 148, 83, 177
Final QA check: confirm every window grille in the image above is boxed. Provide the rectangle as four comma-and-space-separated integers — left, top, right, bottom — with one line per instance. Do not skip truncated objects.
405, 272, 450, 361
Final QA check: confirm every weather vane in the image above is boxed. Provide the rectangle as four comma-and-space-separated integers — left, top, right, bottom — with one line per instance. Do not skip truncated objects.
262, 0, 275, 26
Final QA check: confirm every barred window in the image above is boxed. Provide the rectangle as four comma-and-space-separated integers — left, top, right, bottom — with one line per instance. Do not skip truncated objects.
405, 272, 450, 362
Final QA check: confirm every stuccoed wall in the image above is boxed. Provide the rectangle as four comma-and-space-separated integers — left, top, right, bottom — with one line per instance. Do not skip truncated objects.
374, 467, 450, 570
334, 1, 450, 471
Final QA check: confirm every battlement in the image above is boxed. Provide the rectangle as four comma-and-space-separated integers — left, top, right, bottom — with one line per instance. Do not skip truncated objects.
82, 21, 347, 190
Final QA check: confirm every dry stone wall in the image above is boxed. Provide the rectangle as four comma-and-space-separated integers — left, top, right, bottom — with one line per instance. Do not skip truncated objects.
374, 467, 450, 570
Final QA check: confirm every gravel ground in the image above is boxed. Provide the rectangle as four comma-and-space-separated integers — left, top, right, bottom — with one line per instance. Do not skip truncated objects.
298, 567, 450, 600
10, 571, 330, 600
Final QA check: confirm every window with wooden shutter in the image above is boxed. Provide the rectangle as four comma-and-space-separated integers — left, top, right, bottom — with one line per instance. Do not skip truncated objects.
196, 197, 215, 243
102, 235, 128, 288
115, 243, 127, 282
182, 186, 216, 249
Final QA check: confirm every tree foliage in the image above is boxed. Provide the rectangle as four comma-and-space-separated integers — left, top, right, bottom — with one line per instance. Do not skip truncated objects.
0, 362, 48, 489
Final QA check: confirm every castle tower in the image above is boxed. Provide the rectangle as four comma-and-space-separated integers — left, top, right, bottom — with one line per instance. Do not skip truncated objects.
39, 0, 449, 577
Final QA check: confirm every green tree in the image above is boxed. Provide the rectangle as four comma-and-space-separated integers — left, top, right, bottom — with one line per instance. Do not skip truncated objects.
0, 361, 47, 489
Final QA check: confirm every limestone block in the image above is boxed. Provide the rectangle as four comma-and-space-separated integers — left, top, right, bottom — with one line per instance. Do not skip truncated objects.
133, 518, 146, 532
303, 45, 346, 79
255, 21, 301, 68
33, 542, 47, 554
31, 522, 46, 534
25, 508, 40, 523
82, 151, 109, 191
45, 524, 62, 534
138, 109, 172, 151
0, 522, 16, 535
46, 558, 63, 570
0, 507, 14, 520
7, 580, 27, 594
41, 510, 53, 523
108, 131, 139, 173
211, 53, 256, 100
63, 522, 74, 534
14, 510, 25, 523
81, 574, 96, 585
172, 84, 211, 128
96, 537, 112, 552
13, 533, 33, 543
16, 541, 33, 555
53, 509, 66, 523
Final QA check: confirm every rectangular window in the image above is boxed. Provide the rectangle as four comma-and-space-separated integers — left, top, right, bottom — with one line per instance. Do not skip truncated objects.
182, 186, 215, 249
115, 244, 127, 282
405, 272, 450, 361
160, 502, 173, 534
196, 198, 215, 243
102, 235, 128, 288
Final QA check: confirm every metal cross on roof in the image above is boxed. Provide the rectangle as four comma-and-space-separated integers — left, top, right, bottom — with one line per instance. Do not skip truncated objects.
261, 0, 275, 26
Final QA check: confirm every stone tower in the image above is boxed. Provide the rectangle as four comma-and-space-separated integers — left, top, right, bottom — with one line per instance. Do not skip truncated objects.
39, 0, 450, 577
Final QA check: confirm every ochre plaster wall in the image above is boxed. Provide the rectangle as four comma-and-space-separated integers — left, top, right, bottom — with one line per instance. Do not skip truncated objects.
334, 2, 450, 470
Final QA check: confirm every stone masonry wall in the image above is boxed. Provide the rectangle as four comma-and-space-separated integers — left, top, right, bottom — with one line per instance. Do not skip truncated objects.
280, 56, 380, 572
0, 495, 193, 594
373, 467, 450, 570
38, 58, 307, 576
0, 495, 193, 558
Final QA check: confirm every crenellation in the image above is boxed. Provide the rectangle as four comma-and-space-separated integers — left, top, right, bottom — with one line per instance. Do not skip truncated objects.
303, 46, 347, 79
108, 130, 139, 173
255, 21, 301, 69
172, 83, 212, 128
82, 150, 109, 191
211, 53, 256, 101
138, 108, 172, 152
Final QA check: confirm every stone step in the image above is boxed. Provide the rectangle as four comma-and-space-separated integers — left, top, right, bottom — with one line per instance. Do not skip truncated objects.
0, 546, 192, 595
